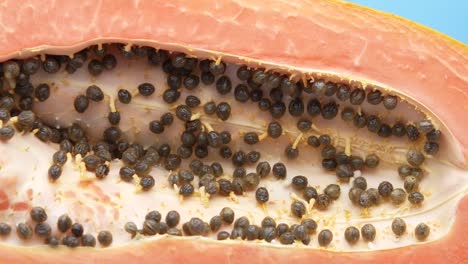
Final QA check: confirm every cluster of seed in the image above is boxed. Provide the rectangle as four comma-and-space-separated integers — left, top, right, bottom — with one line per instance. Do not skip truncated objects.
0, 207, 112, 248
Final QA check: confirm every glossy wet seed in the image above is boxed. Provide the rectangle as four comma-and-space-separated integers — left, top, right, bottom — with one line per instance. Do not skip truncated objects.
0, 223, 11, 236
324, 184, 341, 200
97, 231, 113, 246
365, 154, 380, 168
30, 206, 47, 223
390, 188, 407, 205
383, 95, 398, 110
318, 229, 333, 247
353, 176, 367, 190
255, 187, 269, 203
344, 226, 360, 244
210, 216, 222, 232
408, 191, 425, 205
406, 149, 425, 167
272, 162, 287, 179
291, 201, 306, 218
404, 176, 419, 192
267, 121, 283, 138
124, 222, 138, 237
415, 223, 430, 241
81, 234, 96, 247
361, 224, 376, 241
378, 181, 394, 197
16, 223, 32, 240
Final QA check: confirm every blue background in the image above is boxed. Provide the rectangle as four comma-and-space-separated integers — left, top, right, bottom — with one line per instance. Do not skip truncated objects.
346, 0, 467, 44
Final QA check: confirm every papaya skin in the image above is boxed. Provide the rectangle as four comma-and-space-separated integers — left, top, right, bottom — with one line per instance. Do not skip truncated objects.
0, 0, 467, 263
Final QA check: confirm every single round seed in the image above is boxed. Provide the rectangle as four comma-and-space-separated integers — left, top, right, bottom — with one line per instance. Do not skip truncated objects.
138, 83, 155, 96
234, 216, 250, 230
406, 149, 425, 167
285, 144, 299, 160
415, 223, 430, 241
318, 229, 333, 247
88, 59, 104, 76
185, 95, 201, 108
288, 97, 304, 117
33, 222, 51, 238
383, 95, 398, 110
0, 126, 15, 141
361, 224, 376, 241
234, 84, 250, 102
22, 58, 41, 75
118, 89, 132, 104
291, 175, 308, 190
279, 232, 295, 245
217, 231, 230, 240
378, 124, 392, 137
336, 152, 349, 164
140, 175, 155, 191
74, 95, 89, 113
97, 231, 113, 246
258, 98, 271, 111
220, 207, 235, 224
237, 65, 252, 81
392, 218, 406, 236
272, 162, 287, 179
390, 188, 407, 205
353, 176, 367, 190
336, 164, 354, 180
378, 181, 394, 197
354, 113, 367, 128
47, 236, 60, 247
344, 226, 360, 244
303, 186, 318, 202
102, 54, 117, 70
392, 122, 407, 137
406, 124, 420, 141
216, 75, 232, 95
35, 83, 51, 102
48, 164, 62, 181
124, 222, 138, 237
321, 145, 336, 159
57, 214, 72, 232
71, 223, 84, 237
270, 101, 286, 119
179, 183, 194, 197
341, 107, 355, 122
256, 162, 271, 178
324, 184, 341, 200
321, 101, 339, 119
424, 141, 439, 155
16, 223, 32, 240
81, 234, 97, 247
183, 74, 200, 90
291, 201, 306, 218
365, 154, 380, 168
367, 115, 381, 133
42, 57, 60, 73
350, 88, 365, 105
297, 119, 312, 132
244, 132, 259, 145
359, 192, 372, 208
348, 187, 363, 204
246, 151, 261, 164
426, 129, 441, 142
307, 98, 321, 117
261, 217, 277, 229
216, 102, 231, 121
30, 206, 47, 223
367, 90, 383, 105
0, 223, 11, 236
62, 235, 80, 247
255, 187, 269, 203
336, 84, 351, 101
267, 121, 283, 138
210, 216, 223, 232
408, 191, 425, 205
86, 85, 104, 102
143, 219, 160, 235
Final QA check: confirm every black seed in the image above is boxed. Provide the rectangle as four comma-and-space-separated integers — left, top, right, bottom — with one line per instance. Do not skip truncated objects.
398, 165, 413, 178
416, 120, 434, 134
205, 180, 220, 195
117, 89, 132, 104
137, 82, 155, 97
57, 214, 72, 233
243, 173, 260, 191
315, 194, 331, 210
406, 149, 425, 167
250, 89, 263, 102
73, 140, 90, 156
0, 95, 15, 111
244, 132, 259, 145
272, 162, 287, 180
383, 95, 398, 110
167, 228, 182, 236
194, 145, 208, 158
217, 231, 230, 240
216, 102, 231, 121
288, 98, 304, 117
0, 223, 11, 236
216, 179, 232, 196
307, 98, 321, 117
84, 85, 104, 102
0, 126, 15, 141
164, 211, 180, 228
257, 98, 271, 111
183, 74, 200, 90
344, 226, 360, 244
97, 231, 113, 246
210, 216, 222, 232
140, 175, 155, 191
318, 229, 333, 247
295, 119, 311, 132
366, 89, 383, 105
162, 88, 180, 104
246, 151, 260, 164
321, 101, 339, 119
184, 95, 201, 108
301, 186, 318, 202
336, 164, 354, 180
358, 191, 372, 208
291, 175, 308, 190
81, 234, 96, 247
270, 101, 286, 119
336, 84, 350, 101
291, 201, 306, 218
42, 57, 60, 73
206, 131, 221, 148
367, 188, 382, 205
18, 96, 33, 110
255, 187, 269, 203
216, 75, 232, 95
234, 216, 250, 230
390, 122, 406, 137
322, 158, 337, 171
22, 58, 41, 75
376, 124, 392, 138
279, 232, 295, 245
33, 83, 51, 102
175, 105, 192, 121
267, 121, 283, 138
106, 111, 121, 125
378, 181, 394, 198
353, 113, 367, 128
88, 59, 104, 76
341, 107, 355, 122
202, 102, 216, 116
208, 61, 225, 75
103, 126, 121, 143
95, 164, 110, 179
73, 95, 89, 113
365, 154, 380, 168
236, 65, 252, 81
0, 109, 10, 123
101, 54, 117, 70
188, 218, 208, 236
62, 235, 80, 247
348, 187, 363, 204
30, 206, 47, 223
424, 141, 439, 155
408, 191, 424, 205
46, 236, 60, 247
234, 84, 250, 102
201, 71, 215, 85
254, 162, 270, 178
311, 79, 326, 94
179, 183, 194, 197
48, 164, 62, 181
392, 218, 406, 236
406, 124, 420, 141
252, 69, 267, 84
218, 145, 232, 159
353, 176, 367, 190
275, 223, 289, 237
306, 136, 319, 148
71, 223, 84, 237
230, 228, 245, 240
415, 223, 430, 241
426, 129, 441, 142
350, 88, 365, 105
33, 222, 51, 238
16, 223, 32, 240
390, 188, 407, 205
144, 211, 162, 223
367, 115, 381, 133
232, 150, 246, 167
335, 152, 350, 165
321, 145, 336, 159
167, 74, 182, 90
124, 222, 138, 237
142, 219, 160, 235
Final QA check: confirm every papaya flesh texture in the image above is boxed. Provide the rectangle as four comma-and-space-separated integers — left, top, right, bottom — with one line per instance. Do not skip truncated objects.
0, 0, 467, 263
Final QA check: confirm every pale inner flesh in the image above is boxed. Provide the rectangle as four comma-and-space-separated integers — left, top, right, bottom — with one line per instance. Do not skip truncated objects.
0, 47, 467, 251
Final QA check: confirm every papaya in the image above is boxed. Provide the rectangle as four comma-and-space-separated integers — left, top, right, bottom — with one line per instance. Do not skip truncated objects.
0, 0, 466, 263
